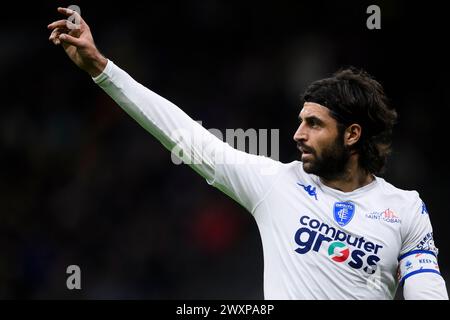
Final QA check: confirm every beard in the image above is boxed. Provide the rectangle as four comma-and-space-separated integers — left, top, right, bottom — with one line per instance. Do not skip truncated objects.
299, 134, 351, 180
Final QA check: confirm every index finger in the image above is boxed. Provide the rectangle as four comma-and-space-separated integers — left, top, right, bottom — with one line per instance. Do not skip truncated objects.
57, 7, 85, 25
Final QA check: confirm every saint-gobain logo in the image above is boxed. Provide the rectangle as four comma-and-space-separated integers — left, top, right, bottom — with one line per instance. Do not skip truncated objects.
365, 208, 401, 224
328, 241, 350, 262
333, 202, 355, 227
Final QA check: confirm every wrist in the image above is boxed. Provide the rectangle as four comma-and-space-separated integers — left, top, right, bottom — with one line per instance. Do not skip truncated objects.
86, 51, 108, 78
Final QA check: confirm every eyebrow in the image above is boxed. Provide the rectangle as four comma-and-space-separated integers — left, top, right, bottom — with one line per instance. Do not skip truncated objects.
298, 115, 325, 126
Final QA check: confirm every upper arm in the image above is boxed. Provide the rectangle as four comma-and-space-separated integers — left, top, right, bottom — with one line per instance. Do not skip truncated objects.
210, 144, 284, 213
403, 272, 448, 300
399, 194, 448, 299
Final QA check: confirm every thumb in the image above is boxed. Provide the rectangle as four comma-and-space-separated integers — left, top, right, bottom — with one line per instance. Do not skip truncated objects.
59, 33, 84, 47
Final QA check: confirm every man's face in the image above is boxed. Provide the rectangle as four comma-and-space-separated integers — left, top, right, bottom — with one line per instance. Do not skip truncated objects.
293, 102, 350, 179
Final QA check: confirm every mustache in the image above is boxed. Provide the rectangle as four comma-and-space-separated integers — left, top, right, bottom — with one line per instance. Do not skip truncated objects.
297, 143, 315, 154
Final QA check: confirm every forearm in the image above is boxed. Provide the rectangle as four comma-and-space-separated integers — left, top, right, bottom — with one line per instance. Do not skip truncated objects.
92, 60, 224, 182
91, 60, 285, 212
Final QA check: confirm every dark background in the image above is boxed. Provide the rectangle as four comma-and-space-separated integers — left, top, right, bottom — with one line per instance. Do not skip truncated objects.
0, 0, 448, 299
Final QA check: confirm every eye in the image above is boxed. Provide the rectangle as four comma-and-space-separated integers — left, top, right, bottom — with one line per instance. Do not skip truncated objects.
306, 119, 317, 128
309, 117, 324, 128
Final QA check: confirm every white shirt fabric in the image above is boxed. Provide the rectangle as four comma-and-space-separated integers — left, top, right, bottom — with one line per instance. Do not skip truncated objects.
92, 60, 448, 300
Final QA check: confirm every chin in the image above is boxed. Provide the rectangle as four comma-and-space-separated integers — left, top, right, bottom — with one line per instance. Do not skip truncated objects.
301, 161, 315, 174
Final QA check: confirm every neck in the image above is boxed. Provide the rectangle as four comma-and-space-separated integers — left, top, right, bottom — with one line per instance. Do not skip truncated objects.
319, 156, 374, 192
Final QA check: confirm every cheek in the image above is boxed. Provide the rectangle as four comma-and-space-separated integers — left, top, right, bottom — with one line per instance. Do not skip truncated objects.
313, 134, 336, 157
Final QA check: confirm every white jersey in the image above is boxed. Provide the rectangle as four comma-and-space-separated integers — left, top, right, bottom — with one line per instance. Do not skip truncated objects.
93, 60, 448, 299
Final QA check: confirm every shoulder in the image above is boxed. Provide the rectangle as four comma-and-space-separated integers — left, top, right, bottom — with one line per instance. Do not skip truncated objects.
377, 178, 430, 237
375, 177, 427, 225
256, 160, 313, 188
277, 160, 317, 183
286, 160, 313, 179
267, 159, 302, 173
269, 159, 302, 181
375, 177, 421, 205
282, 160, 302, 171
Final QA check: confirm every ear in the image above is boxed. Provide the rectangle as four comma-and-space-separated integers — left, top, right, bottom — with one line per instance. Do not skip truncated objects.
344, 124, 362, 147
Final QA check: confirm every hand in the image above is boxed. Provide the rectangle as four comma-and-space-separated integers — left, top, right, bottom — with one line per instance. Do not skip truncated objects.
48, 7, 108, 77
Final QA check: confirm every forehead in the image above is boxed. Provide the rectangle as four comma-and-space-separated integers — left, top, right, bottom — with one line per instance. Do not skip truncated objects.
299, 102, 333, 120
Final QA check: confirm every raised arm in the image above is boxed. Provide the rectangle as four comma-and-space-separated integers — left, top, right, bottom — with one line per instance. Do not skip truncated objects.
47, 7, 283, 213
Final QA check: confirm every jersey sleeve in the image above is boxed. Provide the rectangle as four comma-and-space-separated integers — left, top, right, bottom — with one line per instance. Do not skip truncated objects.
210, 144, 284, 213
399, 193, 448, 299
93, 60, 284, 213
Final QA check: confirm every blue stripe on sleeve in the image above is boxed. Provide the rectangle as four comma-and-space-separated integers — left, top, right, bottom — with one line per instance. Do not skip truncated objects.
398, 250, 436, 261
400, 269, 441, 283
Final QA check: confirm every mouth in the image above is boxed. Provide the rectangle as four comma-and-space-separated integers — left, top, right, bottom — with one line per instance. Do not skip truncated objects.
297, 144, 314, 160
297, 144, 313, 154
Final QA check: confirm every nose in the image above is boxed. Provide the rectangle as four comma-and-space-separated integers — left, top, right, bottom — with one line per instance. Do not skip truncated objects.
293, 123, 307, 142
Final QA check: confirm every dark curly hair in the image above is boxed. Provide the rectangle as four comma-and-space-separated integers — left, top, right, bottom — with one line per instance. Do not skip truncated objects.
302, 67, 398, 175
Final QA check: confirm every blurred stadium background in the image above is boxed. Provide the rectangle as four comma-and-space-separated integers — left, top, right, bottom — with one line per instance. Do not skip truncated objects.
0, 0, 449, 299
